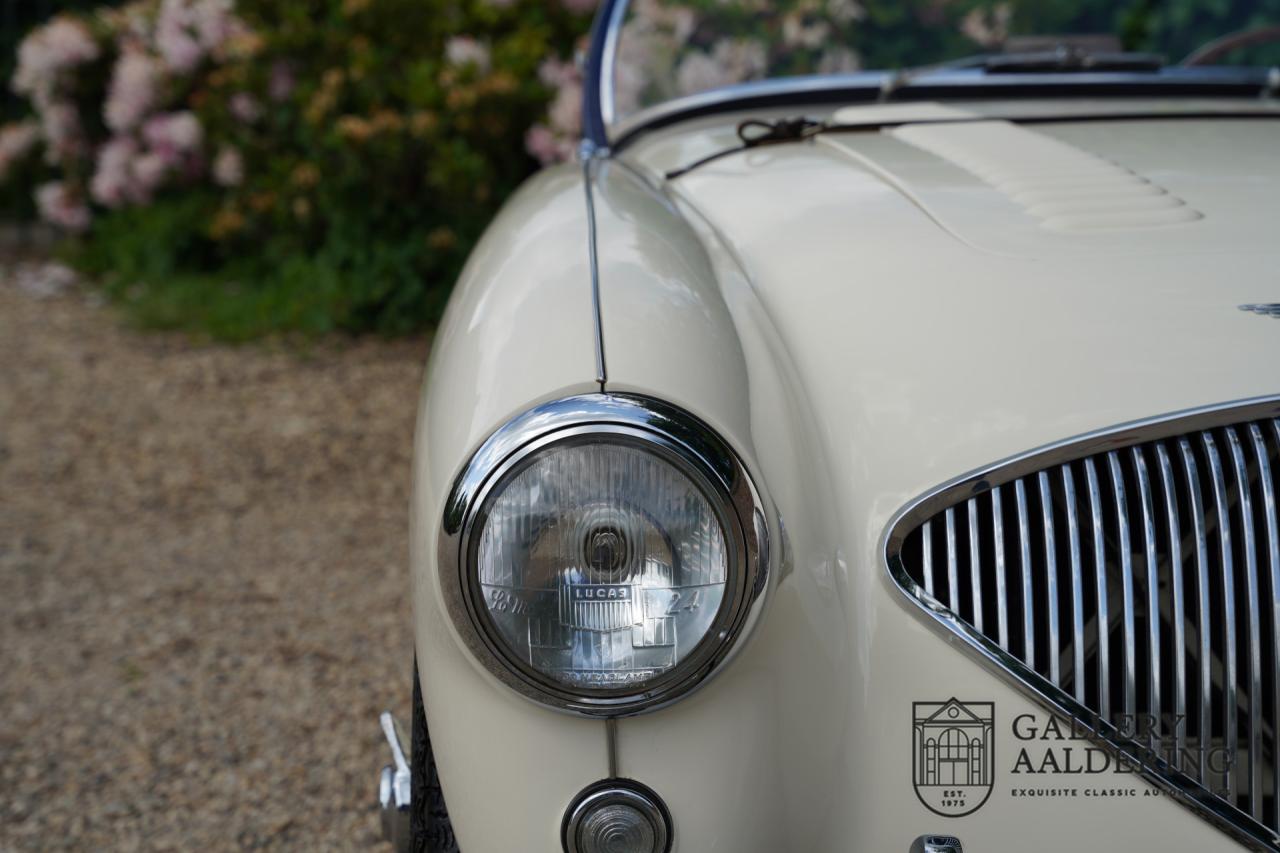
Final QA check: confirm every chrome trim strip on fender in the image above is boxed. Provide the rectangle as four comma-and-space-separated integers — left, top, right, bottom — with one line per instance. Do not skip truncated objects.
579, 143, 608, 390
883, 394, 1280, 853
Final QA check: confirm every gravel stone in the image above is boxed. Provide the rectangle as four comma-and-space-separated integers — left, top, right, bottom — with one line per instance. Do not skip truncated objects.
0, 262, 427, 850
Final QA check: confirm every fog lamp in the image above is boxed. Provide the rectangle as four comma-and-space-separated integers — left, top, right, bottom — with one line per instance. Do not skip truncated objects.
563, 781, 671, 853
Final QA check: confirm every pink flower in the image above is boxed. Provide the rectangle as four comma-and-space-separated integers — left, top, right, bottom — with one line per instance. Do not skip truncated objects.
268, 60, 296, 102
538, 57, 578, 89
12, 17, 100, 106
524, 124, 575, 166
90, 136, 143, 207
35, 181, 91, 232
191, 0, 241, 51
105, 49, 159, 132
547, 80, 582, 136
962, 4, 1012, 49
229, 92, 262, 123
143, 111, 203, 157
445, 36, 491, 72
0, 121, 40, 180
782, 12, 832, 50
675, 39, 768, 98
131, 151, 169, 192
156, 20, 202, 72
39, 101, 83, 165
155, 0, 243, 72
817, 46, 861, 75
211, 146, 243, 187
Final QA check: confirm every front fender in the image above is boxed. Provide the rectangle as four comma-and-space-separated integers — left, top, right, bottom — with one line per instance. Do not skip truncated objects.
410, 164, 607, 852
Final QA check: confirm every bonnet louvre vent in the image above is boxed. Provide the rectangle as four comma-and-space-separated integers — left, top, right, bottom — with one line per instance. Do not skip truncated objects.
890, 408, 1280, 850
891, 120, 1203, 232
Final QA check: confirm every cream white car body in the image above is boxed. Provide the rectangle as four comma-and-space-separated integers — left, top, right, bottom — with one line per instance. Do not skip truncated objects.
403, 26, 1280, 853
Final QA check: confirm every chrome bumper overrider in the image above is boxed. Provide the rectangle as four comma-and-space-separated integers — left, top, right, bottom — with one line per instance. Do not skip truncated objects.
378, 711, 411, 853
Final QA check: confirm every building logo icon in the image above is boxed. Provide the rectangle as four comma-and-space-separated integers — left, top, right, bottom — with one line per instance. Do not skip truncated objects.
912, 699, 995, 817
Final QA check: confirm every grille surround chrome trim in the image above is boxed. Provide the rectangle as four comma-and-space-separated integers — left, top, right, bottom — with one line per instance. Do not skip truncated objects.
884, 394, 1280, 853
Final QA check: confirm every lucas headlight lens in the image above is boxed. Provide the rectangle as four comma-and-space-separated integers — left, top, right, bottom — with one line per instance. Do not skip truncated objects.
476, 440, 728, 691
441, 396, 768, 715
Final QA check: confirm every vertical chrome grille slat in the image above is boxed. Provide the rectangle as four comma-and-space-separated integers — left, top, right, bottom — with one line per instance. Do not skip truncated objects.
1155, 442, 1187, 769
1132, 446, 1160, 743
1085, 457, 1110, 721
1039, 471, 1061, 686
1180, 435, 1214, 788
945, 508, 959, 612
922, 520, 934, 597
893, 408, 1280, 845
1016, 478, 1034, 669
1063, 464, 1087, 705
1108, 450, 1138, 720
968, 498, 983, 633
1260, 421, 1280, 832
1227, 427, 1264, 819
993, 487, 1009, 651
1202, 432, 1238, 802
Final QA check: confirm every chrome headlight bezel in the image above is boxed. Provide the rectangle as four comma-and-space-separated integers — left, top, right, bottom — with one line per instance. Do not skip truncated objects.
438, 393, 769, 717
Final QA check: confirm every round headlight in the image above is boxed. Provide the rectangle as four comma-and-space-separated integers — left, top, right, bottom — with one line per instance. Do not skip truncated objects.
439, 395, 768, 715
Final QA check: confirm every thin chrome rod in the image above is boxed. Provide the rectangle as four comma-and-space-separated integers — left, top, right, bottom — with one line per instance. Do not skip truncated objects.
579, 152, 608, 389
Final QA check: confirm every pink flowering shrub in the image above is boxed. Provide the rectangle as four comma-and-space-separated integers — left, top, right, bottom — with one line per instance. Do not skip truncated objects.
2, 2, 255, 230
1, 0, 596, 338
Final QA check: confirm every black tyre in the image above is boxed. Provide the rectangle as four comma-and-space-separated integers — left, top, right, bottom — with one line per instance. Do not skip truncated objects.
411, 663, 460, 853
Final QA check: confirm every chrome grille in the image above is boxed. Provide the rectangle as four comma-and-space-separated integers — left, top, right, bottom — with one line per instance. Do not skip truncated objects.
888, 403, 1280, 851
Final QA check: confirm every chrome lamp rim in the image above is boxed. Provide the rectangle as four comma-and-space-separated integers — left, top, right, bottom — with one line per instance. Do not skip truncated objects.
438, 393, 770, 717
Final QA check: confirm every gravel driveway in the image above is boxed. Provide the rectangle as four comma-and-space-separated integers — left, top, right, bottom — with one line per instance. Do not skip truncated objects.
0, 262, 427, 850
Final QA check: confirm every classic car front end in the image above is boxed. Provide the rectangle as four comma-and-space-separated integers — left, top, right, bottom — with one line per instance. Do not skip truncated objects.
379, 4, 1280, 851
